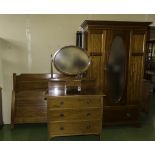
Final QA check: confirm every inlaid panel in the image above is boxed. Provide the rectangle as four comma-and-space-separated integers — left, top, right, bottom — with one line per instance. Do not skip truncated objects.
87, 56, 102, 90
127, 31, 147, 105
88, 31, 103, 54
131, 32, 146, 53
87, 30, 106, 90
127, 56, 144, 104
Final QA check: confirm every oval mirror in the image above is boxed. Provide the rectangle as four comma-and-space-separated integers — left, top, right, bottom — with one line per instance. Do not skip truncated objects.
53, 46, 91, 75
108, 36, 126, 103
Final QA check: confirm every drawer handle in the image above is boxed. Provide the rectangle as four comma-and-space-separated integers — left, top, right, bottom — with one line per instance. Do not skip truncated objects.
86, 113, 91, 116
126, 112, 131, 117
60, 127, 64, 130
44, 97, 47, 100
60, 101, 64, 105
86, 101, 90, 104
60, 113, 64, 117
86, 125, 91, 129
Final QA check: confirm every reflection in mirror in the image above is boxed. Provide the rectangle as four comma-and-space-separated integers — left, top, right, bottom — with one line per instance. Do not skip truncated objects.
53, 46, 90, 75
108, 36, 126, 103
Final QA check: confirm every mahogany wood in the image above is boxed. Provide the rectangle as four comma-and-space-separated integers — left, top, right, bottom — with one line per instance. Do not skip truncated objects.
81, 20, 151, 125
11, 73, 51, 127
47, 85, 104, 140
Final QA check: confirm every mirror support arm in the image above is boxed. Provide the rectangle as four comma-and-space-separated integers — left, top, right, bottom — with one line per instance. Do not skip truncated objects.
51, 54, 53, 79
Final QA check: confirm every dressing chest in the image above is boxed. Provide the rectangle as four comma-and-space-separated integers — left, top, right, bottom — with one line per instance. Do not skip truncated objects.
47, 79, 104, 140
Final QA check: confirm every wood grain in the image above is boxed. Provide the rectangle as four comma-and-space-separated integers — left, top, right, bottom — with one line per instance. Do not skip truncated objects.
81, 20, 151, 125
48, 108, 102, 122
47, 96, 101, 109
47, 93, 103, 139
11, 73, 51, 126
48, 120, 101, 138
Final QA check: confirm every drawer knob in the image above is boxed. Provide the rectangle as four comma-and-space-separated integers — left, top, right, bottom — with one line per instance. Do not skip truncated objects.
60, 101, 64, 105
86, 125, 91, 129
60, 113, 64, 117
60, 127, 64, 130
86, 113, 91, 116
126, 112, 131, 117
86, 101, 90, 104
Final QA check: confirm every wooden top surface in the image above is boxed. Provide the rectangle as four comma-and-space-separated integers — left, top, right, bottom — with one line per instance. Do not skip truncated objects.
81, 20, 152, 28
47, 89, 105, 97
49, 78, 95, 82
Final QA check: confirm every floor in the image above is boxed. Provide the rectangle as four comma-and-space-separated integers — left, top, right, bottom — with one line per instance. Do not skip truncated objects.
0, 94, 155, 141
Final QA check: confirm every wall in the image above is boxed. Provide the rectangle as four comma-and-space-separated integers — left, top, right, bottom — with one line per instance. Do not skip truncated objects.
0, 14, 155, 124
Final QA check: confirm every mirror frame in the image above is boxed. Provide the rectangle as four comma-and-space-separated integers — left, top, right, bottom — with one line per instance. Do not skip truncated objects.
52, 45, 91, 75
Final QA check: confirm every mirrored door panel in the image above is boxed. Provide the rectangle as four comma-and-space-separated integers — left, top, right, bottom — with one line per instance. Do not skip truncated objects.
107, 35, 127, 103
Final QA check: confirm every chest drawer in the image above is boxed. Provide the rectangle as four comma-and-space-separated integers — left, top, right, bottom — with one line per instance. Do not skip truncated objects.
48, 120, 101, 138
48, 96, 101, 109
48, 108, 102, 122
103, 106, 140, 124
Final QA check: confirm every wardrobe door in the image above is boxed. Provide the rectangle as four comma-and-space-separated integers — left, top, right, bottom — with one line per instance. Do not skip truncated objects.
127, 30, 148, 105
86, 30, 107, 90
105, 30, 130, 106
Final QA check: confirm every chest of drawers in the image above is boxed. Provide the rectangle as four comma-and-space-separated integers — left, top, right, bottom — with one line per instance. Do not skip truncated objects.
47, 95, 103, 140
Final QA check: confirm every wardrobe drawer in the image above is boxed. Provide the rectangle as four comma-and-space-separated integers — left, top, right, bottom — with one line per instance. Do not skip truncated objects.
48, 108, 102, 121
103, 107, 140, 124
48, 120, 101, 138
48, 97, 101, 109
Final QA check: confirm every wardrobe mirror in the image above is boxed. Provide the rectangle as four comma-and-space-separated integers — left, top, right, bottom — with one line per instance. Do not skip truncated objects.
108, 36, 126, 103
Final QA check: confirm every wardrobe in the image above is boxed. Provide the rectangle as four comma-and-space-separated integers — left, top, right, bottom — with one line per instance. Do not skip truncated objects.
81, 20, 152, 125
